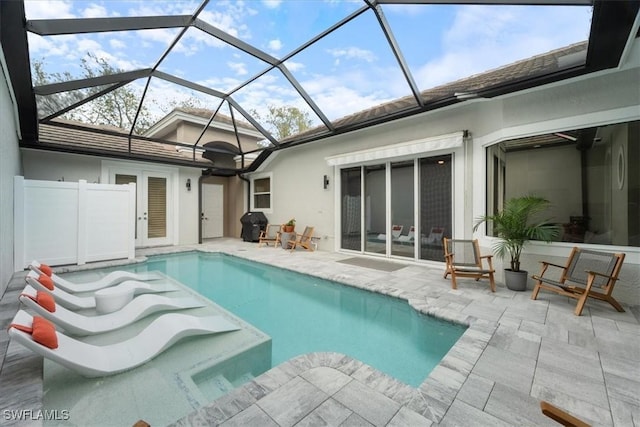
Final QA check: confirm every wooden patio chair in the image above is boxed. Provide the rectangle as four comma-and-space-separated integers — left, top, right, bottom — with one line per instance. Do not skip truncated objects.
531, 247, 626, 316
443, 238, 496, 292
287, 226, 315, 252
258, 224, 282, 247
540, 401, 590, 427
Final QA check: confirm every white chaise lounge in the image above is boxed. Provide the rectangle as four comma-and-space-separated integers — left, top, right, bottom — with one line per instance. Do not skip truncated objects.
9, 310, 240, 377
19, 284, 207, 336
29, 260, 164, 293
26, 270, 178, 311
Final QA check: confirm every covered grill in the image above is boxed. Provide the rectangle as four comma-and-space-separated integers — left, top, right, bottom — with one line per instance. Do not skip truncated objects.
239, 211, 268, 242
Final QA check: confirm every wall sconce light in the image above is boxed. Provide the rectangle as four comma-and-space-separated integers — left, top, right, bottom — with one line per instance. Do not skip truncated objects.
323, 175, 329, 189
186, 178, 191, 191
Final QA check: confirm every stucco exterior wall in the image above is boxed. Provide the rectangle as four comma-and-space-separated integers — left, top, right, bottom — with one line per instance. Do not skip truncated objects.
0, 49, 22, 295
22, 150, 102, 182
254, 48, 640, 304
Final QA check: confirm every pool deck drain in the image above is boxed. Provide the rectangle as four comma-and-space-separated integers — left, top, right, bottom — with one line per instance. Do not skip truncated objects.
1, 238, 638, 426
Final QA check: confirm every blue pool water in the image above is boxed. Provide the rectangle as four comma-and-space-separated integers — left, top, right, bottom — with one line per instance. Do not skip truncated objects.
139, 251, 465, 387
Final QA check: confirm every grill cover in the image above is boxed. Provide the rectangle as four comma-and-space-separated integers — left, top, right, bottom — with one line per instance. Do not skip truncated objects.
240, 211, 268, 242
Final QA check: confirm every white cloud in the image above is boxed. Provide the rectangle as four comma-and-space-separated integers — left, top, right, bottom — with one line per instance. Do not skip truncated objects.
285, 61, 305, 72
413, 5, 592, 90
24, 0, 75, 19
384, 4, 425, 16
81, 3, 108, 18
268, 39, 283, 51
327, 47, 377, 63
109, 39, 127, 50
228, 61, 248, 76
75, 38, 102, 54
27, 34, 70, 57
300, 73, 392, 120
262, 0, 282, 9
138, 28, 179, 46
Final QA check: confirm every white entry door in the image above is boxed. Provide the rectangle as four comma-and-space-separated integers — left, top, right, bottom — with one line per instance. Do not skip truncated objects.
113, 170, 173, 247
202, 184, 224, 239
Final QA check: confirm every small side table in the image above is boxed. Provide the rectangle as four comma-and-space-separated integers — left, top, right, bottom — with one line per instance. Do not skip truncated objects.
280, 231, 296, 249
95, 286, 134, 314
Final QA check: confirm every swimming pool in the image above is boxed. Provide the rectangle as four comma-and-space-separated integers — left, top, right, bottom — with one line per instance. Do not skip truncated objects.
141, 251, 466, 388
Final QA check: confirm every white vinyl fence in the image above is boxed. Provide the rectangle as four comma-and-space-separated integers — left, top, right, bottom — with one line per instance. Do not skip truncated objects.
14, 176, 136, 270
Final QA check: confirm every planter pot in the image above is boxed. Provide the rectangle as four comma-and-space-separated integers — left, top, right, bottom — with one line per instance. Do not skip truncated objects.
283, 225, 295, 233
504, 269, 528, 291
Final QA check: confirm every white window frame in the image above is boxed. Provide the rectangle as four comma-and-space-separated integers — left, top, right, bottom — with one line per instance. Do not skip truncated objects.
250, 172, 273, 213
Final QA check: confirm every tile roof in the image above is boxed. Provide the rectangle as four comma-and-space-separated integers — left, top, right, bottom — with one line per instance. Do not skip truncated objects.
32, 42, 588, 167
285, 41, 588, 142
36, 118, 216, 167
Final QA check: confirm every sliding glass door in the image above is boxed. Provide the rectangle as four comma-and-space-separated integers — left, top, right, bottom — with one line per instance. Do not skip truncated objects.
339, 154, 452, 262
364, 165, 386, 254
340, 167, 362, 251
391, 161, 414, 258
419, 155, 452, 262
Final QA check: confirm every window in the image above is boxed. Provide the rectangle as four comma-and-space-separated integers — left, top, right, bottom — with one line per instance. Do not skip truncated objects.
251, 173, 272, 212
485, 120, 639, 247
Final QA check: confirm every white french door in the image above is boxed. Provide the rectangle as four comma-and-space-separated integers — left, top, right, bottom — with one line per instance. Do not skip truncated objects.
112, 169, 173, 247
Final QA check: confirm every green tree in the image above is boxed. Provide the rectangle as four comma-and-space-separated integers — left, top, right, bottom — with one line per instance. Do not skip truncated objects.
33, 53, 154, 134
252, 105, 313, 139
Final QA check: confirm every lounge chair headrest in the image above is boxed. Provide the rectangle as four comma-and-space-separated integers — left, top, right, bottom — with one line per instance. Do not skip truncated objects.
27, 270, 54, 290
9, 316, 58, 349
21, 289, 56, 313
39, 264, 53, 276
37, 274, 54, 290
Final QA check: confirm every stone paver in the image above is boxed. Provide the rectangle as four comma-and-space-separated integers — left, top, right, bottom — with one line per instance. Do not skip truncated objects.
1, 238, 639, 427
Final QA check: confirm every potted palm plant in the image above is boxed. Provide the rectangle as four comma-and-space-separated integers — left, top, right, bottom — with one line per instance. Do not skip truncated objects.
283, 218, 296, 233
473, 195, 561, 291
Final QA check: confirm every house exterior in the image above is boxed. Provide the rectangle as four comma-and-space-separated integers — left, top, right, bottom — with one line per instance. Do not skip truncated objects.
1, 36, 638, 304
18, 108, 264, 250
244, 41, 640, 305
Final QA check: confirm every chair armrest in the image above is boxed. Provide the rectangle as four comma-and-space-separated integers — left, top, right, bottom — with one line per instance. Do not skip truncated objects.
539, 261, 565, 269
480, 255, 493, 260
540, 401, 589, 427
585, 270, 616, 280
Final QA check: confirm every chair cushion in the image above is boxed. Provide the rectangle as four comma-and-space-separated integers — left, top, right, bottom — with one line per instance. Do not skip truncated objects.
9, 317, 58, 349
32, 317, 58, 349
38, 274, 54, 290
36, 291, 56, 312
38, 263, 53, 276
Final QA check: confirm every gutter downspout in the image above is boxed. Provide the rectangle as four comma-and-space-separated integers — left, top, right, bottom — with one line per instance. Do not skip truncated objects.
238, 172, 250, 210
238, 173, 251, 239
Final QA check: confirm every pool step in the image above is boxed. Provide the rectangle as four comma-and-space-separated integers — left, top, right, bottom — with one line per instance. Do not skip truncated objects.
233, 372, 255, 387
198, 375, 234, 399
198, 372, 256, 400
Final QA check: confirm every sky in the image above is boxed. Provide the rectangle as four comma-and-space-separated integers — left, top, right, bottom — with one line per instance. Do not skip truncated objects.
24, 0, 592, 133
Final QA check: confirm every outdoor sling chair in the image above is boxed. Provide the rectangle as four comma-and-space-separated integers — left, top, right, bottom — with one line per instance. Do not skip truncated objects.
443, 238, 496, 292
8, 310, 240, 377
540, 401, 590, 427
19, 284, 207, 336
26, 270, 178, 311
287, 226, 315, 251
397, 226, 416, 242
531, 247, 626, 316
376, 225, 403, 241
423, 227, 445, 246
258, 224, 282, 247
30, 260, 164, 293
